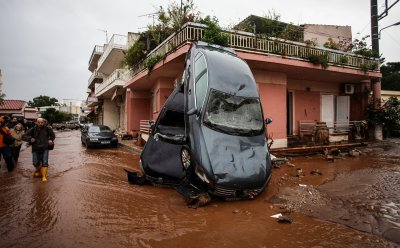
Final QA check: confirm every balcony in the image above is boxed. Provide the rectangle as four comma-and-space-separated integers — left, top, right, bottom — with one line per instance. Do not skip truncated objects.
88, 45, 104, 72
88, 69, 104, 90
131, 22, 379, 77
97, 34, 128, 75
95, 69, 131, 98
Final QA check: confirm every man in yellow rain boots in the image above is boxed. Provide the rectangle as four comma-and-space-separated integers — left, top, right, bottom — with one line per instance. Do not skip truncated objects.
23, 118, 55, 182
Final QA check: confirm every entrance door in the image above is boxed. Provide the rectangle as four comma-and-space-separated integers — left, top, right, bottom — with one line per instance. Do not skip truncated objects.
336, 96, 350, 122
321, 95, 335, 128
336, 95, 350, 131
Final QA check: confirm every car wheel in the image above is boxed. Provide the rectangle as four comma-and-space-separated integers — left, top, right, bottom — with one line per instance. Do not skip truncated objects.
181, 147, 191, 170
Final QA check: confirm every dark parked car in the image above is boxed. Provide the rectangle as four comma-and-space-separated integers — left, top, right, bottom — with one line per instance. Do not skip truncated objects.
81, 125, 118, 148
127, 41, 272, 204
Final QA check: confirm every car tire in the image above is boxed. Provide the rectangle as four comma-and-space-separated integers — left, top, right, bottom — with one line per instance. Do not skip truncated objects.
180, 147, 192, 170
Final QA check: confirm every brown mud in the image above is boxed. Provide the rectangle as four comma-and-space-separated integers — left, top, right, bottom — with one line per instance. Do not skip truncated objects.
0, 130, 398, 247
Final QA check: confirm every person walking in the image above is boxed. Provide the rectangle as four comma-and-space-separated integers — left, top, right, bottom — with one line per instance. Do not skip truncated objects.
0, 117, 15, 172
7, 117, 18, 129
10, 123, 25, 164
24, 118, 55, 182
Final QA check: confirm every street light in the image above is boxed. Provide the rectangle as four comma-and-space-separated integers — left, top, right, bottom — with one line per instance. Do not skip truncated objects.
379, 21, 400, 38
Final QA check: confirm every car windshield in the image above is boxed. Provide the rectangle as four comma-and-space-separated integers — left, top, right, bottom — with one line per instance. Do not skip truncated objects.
88, 126, 112, 133
203, 89, 264, 136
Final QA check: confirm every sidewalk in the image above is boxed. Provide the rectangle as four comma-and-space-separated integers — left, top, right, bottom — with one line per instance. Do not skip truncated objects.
118, 138, 143, 153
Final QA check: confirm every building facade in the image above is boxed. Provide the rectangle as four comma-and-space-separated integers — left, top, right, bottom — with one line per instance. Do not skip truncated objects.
123, 23, 380, 148
86, 33, 140, 131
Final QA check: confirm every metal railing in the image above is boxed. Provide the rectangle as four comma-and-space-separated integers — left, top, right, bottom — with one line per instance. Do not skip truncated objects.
95, 69, 131, 96
97, 34, 128, 69
130, 22, 379, 77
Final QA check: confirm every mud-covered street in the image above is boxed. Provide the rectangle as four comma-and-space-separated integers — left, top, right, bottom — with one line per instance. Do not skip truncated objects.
0, 130, 399, 247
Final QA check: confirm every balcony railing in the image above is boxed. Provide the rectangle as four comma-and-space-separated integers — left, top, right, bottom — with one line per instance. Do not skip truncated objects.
97, 34, 128, 70
88, 69, 105, 88
95, 69, 131, 96
131, 22, 379, 77
88, 45, 104, 67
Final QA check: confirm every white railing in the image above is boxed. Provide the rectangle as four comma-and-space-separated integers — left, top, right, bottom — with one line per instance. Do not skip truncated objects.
88, 69, 104, 87
88, 45, 104, 65
97, 34, 128, 69
95, 69, 131, 96
130, 22, 379, 77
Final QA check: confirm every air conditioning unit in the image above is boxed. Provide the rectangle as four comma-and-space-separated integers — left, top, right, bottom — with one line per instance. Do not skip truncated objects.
344, 84, 355, 94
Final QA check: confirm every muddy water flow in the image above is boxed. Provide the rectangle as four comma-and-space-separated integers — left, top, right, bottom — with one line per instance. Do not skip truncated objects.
0, 130, 397, 247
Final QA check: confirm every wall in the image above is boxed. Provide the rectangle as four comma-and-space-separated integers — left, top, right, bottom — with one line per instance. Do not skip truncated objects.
126, 90, 151, 132
303, 24, 352, 50
102, 98, 119, 130
253, 70, 287, 147
150, 77, 175, 121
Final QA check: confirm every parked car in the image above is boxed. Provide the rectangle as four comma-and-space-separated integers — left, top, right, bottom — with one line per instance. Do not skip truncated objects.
127, 41, 273, 204
81, 125, 118, 148
53, 121, 80, 130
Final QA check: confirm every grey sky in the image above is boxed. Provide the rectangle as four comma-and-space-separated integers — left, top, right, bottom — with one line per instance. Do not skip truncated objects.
1, 0, 399, 102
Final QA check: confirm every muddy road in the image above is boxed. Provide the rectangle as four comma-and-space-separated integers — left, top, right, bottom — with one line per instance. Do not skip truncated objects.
0, 130, 398, 247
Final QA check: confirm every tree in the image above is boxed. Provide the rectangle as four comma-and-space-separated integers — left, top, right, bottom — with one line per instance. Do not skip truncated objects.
198, 16, 229, 46
381, 62, 400, 91
366, 96, 400, 137
41, 108, 71, 124
124, 1, 199, 70
0, 92, 5, 106
28, 95, 58, 107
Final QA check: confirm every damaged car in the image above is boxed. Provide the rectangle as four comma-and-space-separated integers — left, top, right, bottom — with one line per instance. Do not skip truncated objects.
127, 41, 273, 204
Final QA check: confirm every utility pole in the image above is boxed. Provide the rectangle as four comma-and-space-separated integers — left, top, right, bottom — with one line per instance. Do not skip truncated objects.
371, 0, 379, 55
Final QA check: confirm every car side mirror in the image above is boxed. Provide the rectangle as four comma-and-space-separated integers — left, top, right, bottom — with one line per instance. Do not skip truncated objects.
265, 118, 273, 125
149, 120, 155, 130
187, 108, 198, 116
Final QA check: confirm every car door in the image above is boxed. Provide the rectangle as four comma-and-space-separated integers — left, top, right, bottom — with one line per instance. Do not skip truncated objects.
140, 84, 186, 181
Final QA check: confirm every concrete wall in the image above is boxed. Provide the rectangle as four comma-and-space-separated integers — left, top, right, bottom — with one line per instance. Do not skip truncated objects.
150, 78, 175, 121
254, 71, 287, 148
303, 24, 352, 50
102, 98, 119, 130
126, 90, 151, 132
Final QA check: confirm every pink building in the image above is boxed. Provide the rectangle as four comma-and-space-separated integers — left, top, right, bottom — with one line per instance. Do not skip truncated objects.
124, 23, 380, 148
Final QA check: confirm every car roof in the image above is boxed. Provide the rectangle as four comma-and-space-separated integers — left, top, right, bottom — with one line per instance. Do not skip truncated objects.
192, 42, 259, 98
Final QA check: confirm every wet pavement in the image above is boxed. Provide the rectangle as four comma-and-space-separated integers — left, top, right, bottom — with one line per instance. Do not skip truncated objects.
0, 130, 398, 247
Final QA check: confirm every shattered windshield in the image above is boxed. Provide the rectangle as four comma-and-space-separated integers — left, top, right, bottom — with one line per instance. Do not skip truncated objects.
203, 89, 264, 136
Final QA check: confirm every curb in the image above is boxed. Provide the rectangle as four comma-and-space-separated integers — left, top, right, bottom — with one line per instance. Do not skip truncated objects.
118, 142, 143, 154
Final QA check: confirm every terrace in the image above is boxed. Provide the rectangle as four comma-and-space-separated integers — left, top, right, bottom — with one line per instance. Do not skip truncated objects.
130, 22, 379, 78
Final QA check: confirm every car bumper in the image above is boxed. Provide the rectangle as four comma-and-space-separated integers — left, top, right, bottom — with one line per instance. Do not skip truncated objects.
87, 140, 118, 147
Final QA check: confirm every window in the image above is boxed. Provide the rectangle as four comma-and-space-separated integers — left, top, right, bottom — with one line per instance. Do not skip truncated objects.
203, 89, 264, 136
194, 53, 208, 110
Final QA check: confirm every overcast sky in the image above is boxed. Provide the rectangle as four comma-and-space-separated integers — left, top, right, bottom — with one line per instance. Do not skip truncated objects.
1, 0, 399, 102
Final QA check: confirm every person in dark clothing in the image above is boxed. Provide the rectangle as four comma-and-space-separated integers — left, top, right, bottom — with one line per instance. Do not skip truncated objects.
24, 118, 55, 182
7, 117, 18, 129
0, 117, 15, 172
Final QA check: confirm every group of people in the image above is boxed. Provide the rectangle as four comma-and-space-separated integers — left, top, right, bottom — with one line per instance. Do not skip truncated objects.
0, 116, 55, 182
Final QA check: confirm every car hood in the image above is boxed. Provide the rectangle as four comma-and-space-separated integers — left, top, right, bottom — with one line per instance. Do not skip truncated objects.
201, 126, 268, 189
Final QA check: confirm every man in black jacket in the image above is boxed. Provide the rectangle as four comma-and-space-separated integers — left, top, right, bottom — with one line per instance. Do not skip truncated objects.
24, 118, 55, 182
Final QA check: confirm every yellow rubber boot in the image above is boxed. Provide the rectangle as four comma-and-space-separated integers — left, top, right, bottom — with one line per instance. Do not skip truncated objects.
34, 167, 42, 177
41, 167, 48, 182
